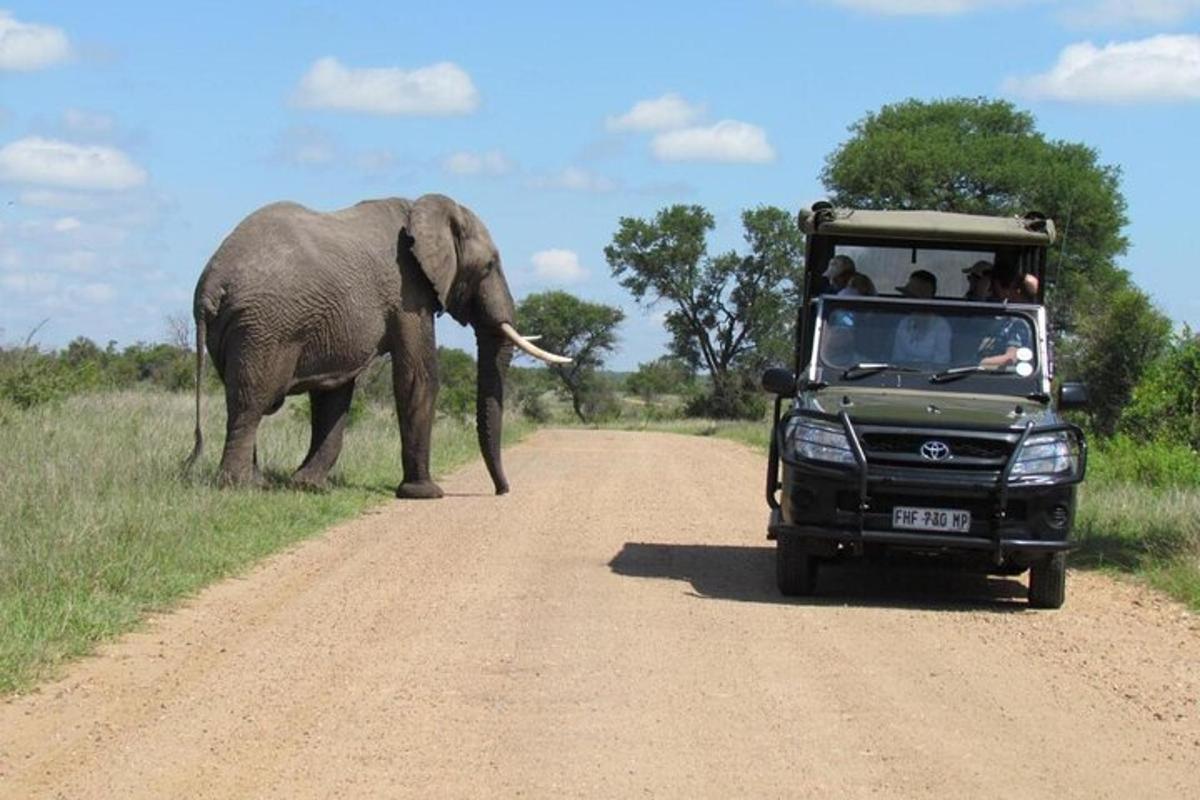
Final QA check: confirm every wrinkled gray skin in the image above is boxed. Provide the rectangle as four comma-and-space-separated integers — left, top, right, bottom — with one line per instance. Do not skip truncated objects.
185, 194, 515, 498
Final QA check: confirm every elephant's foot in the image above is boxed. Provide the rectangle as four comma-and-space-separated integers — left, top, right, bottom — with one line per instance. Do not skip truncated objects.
395, 479, 444, 500
290, 470, 329, 492
217, 467, 267, 490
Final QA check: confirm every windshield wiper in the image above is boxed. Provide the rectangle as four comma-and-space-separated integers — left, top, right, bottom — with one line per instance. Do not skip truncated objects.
841, 362, 923, 380
929, 365, 1008, 383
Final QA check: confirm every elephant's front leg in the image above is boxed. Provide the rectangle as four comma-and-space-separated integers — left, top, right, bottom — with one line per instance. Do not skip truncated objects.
392, 324, 443, 499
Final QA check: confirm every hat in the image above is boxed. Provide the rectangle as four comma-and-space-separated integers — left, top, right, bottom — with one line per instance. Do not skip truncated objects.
963, 260, 993, 278
896, 270, 937, 298
823, 255, 855, 281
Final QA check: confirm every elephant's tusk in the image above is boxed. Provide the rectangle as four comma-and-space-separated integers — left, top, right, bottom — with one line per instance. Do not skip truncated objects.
500, 323, 572, 364
523, 334, 542, 342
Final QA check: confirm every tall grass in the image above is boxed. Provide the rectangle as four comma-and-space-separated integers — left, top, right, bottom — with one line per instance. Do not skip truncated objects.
0, 390, 531, 694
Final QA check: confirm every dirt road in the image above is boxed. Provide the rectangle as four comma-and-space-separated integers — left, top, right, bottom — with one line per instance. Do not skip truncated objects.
2, 429, 1198, 798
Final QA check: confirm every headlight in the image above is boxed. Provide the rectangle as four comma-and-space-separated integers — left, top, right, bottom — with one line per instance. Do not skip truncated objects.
783, 416, 856, 465
1010, 431, 1078, 479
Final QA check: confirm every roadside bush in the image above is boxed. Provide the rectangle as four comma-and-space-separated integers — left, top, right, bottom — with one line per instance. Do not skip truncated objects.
685, 373, 767, 420
1120, 328, 1200, 450
1062, 287, 1172, 436
0, 350, 74, 409
1087, 435, 1200, 490
437, 347, 476, 420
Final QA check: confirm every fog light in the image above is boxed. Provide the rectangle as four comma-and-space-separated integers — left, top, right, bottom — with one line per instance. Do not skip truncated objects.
1047, 505, 1069, 529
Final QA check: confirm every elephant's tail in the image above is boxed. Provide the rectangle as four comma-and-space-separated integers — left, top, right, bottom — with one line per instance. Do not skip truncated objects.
181, 312, 206, 477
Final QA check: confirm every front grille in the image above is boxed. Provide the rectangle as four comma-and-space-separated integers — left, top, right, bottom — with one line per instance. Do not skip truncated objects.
860, 431, 1014, 468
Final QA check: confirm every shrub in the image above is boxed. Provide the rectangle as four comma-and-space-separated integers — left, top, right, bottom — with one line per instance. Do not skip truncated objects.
1120, 328, 1200, 450
1062, 287, 1172, 436
0, 351, 73, 409
1087, 435, 1200, 489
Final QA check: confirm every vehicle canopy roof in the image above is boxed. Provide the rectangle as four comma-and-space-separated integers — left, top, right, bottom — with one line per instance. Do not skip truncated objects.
797, 203, 1058, 309
798, 205, 1057, 247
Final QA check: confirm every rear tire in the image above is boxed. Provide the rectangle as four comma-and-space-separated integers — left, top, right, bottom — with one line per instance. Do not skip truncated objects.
1027, 553, 1066, 609
776, 536, 818, 597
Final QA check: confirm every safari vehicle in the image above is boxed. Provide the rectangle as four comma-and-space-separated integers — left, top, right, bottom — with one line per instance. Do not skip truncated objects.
762, 203, 1088, 608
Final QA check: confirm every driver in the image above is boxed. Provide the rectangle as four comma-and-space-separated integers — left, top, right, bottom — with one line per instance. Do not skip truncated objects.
892, 270, 951, 366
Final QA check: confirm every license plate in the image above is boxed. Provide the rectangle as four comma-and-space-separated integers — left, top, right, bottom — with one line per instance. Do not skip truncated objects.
892, 506, 971, 533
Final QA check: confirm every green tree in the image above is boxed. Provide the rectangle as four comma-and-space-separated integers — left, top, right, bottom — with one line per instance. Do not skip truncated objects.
626, 356, 693, 406
436, 347, 477, 420
515, 291, 624, 422
604, 205, 802, 418
1120, 328, 1200, 449
1063, 286, 1172, 436
821, 97, 1130, 326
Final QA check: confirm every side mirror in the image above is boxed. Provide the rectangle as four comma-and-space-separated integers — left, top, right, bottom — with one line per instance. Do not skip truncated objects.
761, 367, 797, 396
1058, 382, 1088, 411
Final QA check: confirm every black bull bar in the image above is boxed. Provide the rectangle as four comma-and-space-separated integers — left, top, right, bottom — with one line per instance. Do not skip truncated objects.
764, 397, 1087, 563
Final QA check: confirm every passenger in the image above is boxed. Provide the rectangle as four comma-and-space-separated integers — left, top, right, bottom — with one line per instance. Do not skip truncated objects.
821, 255, 856, 294
838, 272, 877, 297
989, 260, 1038, 302
981, 273, 1038, 367
892, 270, 951, 365
821, 315, 860, 367
963, 260, 993, 301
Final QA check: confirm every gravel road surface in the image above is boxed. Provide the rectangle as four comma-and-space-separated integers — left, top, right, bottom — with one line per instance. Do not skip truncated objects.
2, 429, 1197, 798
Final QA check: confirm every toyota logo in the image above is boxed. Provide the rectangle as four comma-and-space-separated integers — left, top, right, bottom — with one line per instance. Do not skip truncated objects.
920, 440, 951, 461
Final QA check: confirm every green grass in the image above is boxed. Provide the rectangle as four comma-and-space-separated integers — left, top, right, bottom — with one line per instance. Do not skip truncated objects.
619, 416, 1200, 611
0, 390, 531, 694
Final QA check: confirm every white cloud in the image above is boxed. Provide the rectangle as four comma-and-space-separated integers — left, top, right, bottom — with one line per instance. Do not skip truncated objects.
292, 57, 479, 115
606, 93, 704, 132
2, 271, 58, 294
1062, 1, 1200, 27
442, 149, 513, 176
651, 120, 776, 163
0, 137, 148, 190
53, 216, 81, 232
1003, 34, 1200, 102
18, 189, 106, 210
530, 166, 618, 192
0, 10, 71, 71
531, 249, 588, 283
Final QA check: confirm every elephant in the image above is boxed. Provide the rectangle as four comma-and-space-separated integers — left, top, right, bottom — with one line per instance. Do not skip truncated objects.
183, 193, 568, 497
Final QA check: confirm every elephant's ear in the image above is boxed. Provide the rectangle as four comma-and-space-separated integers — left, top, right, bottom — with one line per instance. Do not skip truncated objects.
409, 194, 463, 321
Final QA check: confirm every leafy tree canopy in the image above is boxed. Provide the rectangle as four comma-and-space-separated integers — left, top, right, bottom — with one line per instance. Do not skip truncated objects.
822, 97, 1130, 321
1064, 285, 1172, 436
604, 204, 802, 417
515, 291, 624, 422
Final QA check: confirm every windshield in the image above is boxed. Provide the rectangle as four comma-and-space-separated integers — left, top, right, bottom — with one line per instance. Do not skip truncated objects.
815, 297, 1042, 390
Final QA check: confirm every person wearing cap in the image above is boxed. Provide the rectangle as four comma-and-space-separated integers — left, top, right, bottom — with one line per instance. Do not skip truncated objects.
819, 254, 856, 295
963, 260, 993, 301
891, 270, 951, 365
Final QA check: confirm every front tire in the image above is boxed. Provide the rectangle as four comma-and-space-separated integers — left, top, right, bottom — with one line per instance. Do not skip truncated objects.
776, 536, 818, 597
1027, 553, 1066, 609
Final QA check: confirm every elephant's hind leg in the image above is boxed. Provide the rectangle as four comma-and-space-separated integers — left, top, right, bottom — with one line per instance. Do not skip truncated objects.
217, 392, 266, 488
292, 381, 355, 490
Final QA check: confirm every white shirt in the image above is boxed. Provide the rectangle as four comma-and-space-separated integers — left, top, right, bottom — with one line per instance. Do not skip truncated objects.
892, 313, 951, 365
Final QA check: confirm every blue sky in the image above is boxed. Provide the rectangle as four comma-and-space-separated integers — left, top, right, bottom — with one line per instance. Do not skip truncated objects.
2, 1, 1198, 369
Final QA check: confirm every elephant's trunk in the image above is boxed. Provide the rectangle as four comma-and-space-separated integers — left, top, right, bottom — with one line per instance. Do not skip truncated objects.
476, 329, 514, 495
